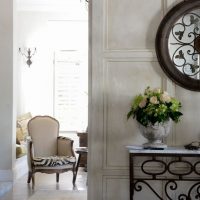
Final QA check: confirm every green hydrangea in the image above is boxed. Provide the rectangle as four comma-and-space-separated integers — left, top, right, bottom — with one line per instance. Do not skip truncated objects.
127, 87, 183, 126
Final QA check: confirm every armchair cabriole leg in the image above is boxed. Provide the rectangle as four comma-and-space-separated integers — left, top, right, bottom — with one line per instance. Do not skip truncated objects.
27, 172, 32, 183
56, 173, 59, 183
72, 165, 76, 186
32, 174, 35, 188
72, 174, 75, 186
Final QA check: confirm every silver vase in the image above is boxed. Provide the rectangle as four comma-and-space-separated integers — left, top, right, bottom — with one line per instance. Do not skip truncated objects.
138, 119, 172, 149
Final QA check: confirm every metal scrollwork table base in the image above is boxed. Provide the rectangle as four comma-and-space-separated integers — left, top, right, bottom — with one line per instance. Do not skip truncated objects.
127, 146, 200, 200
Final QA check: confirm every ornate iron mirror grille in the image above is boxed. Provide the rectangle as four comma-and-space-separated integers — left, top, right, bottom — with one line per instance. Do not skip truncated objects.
156, 0, 200, 91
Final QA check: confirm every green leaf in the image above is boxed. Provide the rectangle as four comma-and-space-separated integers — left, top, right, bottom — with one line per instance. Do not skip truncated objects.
127, 110, 134, 120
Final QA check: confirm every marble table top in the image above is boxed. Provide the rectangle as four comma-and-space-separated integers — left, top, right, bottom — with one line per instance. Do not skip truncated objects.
126, 145, 200, 155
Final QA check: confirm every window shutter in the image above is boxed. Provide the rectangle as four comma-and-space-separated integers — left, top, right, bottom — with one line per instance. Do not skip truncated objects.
54, 51, 88, 132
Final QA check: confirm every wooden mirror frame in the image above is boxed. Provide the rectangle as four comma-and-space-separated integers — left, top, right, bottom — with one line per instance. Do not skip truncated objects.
156, 0, 200, 91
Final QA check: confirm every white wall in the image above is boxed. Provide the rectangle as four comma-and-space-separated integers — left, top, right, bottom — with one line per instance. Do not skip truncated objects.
0, 0, 15, 195
89, 0, 200, 199
17, 9, 88, 117
17, 11, 54, 116
0, 0, 13, 170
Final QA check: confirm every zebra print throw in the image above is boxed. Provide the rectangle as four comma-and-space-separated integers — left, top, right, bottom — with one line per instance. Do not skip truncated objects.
33, 156, 76, 167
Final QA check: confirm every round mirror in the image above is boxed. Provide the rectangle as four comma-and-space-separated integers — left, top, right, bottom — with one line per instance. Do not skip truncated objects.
156, 0, 200, 91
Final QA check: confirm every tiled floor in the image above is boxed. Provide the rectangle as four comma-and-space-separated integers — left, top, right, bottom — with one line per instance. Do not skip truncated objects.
0, 168, 87, 200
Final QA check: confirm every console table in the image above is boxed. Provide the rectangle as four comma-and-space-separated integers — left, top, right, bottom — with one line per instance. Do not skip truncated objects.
74, 147, 88, 184
127, 146, 200, 200
77, 132, 88, 167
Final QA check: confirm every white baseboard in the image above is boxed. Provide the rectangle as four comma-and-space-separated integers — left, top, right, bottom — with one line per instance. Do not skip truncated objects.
14, 155, 28, 180
0, 156, 28, 198
0, 156, 27, 182
0, 170, 13, 182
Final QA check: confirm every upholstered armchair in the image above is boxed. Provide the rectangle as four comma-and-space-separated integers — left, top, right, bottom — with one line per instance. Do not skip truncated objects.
27, 116, 76, 187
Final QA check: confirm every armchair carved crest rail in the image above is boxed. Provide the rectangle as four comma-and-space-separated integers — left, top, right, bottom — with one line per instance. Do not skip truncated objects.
27, 116, 76, 187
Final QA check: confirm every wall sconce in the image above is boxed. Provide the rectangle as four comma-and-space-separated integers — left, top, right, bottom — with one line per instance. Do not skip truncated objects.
19, 47, 37, 67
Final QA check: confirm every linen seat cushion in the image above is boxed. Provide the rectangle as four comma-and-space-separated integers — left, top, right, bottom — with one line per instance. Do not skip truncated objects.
33, 155, 76, 167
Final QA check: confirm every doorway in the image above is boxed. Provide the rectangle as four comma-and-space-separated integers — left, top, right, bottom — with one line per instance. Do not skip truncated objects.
15, 0, 88, 195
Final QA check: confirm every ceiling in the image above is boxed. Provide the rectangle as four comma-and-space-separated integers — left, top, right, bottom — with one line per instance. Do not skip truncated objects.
16, 0, 87, 12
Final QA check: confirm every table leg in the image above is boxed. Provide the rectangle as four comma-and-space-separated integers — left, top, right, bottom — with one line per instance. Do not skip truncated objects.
74, 153, 82, 184
130, 154, 134, 200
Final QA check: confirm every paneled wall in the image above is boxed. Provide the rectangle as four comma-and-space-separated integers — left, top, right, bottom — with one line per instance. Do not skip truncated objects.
88, 0, 200, 199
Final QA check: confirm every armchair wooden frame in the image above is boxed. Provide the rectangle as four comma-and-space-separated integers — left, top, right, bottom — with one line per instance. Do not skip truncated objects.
27, 116, 76, 187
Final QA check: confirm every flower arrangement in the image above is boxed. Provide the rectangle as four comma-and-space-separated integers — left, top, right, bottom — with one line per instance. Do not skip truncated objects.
127, 87, 183, 127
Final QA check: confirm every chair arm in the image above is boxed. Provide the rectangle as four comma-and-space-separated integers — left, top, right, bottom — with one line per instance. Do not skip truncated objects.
26, 137, 34, 172
57, 136, 75, 157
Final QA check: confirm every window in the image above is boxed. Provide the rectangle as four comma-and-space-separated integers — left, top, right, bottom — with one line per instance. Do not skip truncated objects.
54, 50, 88, 132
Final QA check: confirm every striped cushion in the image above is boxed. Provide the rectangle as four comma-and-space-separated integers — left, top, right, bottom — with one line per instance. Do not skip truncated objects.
33, 156, 76, 167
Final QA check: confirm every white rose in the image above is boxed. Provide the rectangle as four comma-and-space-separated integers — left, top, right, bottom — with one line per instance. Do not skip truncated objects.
160, 93, 171, 103
144, 87, 151, 95
150, 96, 159, 104
153, 88, 161, 93
163, 91, 169, 96
139, 98, 147, 108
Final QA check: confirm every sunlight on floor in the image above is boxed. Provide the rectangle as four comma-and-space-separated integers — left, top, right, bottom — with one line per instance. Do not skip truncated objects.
0, 168, 87, 200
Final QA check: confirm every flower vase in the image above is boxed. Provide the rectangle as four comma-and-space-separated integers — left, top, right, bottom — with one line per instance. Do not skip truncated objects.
138, 119, 172, 149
